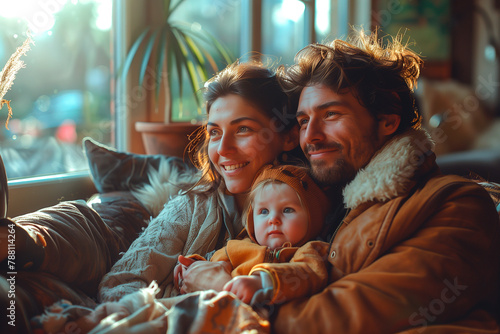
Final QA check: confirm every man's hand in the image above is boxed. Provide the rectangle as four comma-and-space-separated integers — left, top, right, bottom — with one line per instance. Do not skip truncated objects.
223, 275, 263, 304
180, 260, 232, 294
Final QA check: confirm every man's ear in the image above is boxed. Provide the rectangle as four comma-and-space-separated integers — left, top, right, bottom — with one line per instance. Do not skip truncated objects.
283, 125, 299, 151
378, 113, 401, 137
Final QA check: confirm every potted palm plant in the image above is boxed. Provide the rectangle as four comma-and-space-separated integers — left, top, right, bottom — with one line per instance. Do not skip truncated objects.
120, 0, 233, 157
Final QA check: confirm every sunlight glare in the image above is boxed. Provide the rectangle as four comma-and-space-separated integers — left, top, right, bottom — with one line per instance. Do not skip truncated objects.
316, 0, 331, 35
0, 2, 28, 18
95, 0, 112, 31
0, 0, 69, 34
276, 0, 305, 23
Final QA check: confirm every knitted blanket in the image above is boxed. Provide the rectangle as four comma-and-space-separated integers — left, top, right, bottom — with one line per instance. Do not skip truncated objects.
32, 282, 270, 334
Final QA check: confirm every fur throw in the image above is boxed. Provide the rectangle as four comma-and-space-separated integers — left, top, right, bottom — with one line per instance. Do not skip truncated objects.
131, 160, 199, 217
343, 129, 435, 209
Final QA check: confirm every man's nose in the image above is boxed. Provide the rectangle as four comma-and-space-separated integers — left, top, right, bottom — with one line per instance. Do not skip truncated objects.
303, 117, 326, 144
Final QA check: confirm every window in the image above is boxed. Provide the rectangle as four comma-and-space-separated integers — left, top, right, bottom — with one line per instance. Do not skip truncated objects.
0, 0, 112, 180
167, 0, 242, 122
2, 0, 347, 181
262, 0, 310, 65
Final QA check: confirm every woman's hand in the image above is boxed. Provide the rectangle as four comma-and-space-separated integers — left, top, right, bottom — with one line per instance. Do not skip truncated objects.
180, 260, 232, 294
223, 275, 263, 304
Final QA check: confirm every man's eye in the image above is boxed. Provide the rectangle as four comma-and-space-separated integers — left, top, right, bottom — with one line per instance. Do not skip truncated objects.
283, 207, 295, 213
326, 111, 337, 118
298, 118, 308, 126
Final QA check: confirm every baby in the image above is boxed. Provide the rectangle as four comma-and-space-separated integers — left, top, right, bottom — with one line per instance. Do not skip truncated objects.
175, 164, 331, 305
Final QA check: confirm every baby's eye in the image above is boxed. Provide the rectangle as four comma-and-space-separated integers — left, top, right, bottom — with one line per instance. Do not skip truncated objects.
283, 207, 295, 213
259, 208, 269, 215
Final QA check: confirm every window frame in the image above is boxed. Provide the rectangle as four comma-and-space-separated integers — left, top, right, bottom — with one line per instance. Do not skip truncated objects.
8, 0, 360, 216
8, 171, 97, 217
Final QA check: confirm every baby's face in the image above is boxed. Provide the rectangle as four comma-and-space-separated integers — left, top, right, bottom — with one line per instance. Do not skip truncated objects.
253, 183, 308, 250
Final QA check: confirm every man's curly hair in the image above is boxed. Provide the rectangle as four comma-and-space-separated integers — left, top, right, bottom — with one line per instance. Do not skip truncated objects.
277, 29, 423, 134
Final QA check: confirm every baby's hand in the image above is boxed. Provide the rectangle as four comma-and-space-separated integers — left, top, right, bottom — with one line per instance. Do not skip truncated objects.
174, 255, 196, 291
223, 275, 263, 304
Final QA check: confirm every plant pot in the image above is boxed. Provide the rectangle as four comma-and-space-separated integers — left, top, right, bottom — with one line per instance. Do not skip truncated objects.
135, 121, 201, 159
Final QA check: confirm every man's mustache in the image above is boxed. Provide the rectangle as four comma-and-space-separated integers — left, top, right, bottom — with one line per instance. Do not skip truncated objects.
304, 142, 343, 155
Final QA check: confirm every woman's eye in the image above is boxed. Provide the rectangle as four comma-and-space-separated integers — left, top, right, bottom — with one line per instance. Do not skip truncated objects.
283, 207, 295, 213
208, 129, 221, 137
237, 126, 252, 133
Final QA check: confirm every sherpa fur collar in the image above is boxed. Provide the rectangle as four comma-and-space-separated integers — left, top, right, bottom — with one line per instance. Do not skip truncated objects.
343, 129, 435, 210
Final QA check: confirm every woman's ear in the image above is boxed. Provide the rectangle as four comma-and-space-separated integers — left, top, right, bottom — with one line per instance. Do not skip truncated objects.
378, 114, 401, 137
283, 125, 299, 151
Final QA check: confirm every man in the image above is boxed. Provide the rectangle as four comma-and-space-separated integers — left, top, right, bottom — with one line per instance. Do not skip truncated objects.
272, 30, 500, 333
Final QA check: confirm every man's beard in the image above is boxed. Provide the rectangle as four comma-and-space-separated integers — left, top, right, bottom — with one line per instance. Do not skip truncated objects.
305, 142, 357, 187
309, 155, 356, 187
305, 122, 381, 187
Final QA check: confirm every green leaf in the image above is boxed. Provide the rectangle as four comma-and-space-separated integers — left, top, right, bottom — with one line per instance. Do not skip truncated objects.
172, 28, 203, 115
166, 0, 185, 20
121, 0, 235, 120
205, 32, 233, 65
164, 0, 171, 17
176, 30, 201, 106
117, 27, 151, 83
200, 48, 218, 75
180, 23, 233, 66
173, 24, 219, 74
177, 30, 209, 82
155, 26, 168, 103
139, 29, 159, 87
168, 28, 187, 117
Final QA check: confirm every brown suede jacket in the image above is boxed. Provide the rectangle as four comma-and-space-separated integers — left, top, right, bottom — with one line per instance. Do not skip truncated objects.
273, 129, 500, 334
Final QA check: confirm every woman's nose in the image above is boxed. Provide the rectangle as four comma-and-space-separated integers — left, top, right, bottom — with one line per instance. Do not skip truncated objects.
217, 134, 236, 156
303, 117, 326, 144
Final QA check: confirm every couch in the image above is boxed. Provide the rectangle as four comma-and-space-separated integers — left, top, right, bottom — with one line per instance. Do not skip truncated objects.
2, 138, 499, 333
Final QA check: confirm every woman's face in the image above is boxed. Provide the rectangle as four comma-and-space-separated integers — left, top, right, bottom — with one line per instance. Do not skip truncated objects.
207, 94, 296, 194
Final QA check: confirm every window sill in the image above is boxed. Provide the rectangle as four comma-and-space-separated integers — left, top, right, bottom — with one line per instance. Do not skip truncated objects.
7, 171, 97, 217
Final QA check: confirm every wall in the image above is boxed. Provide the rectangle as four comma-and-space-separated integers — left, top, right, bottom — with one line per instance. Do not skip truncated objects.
473, 0, 500, 115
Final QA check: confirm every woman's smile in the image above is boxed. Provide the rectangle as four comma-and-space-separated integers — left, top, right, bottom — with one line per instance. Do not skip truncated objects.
221, 162, 250, 172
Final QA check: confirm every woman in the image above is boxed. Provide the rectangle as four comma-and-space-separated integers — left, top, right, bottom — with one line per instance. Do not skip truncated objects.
98, 60, 300, 302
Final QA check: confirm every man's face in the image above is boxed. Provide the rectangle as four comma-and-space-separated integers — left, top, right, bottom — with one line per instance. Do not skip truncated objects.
296, 84, 386, 186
